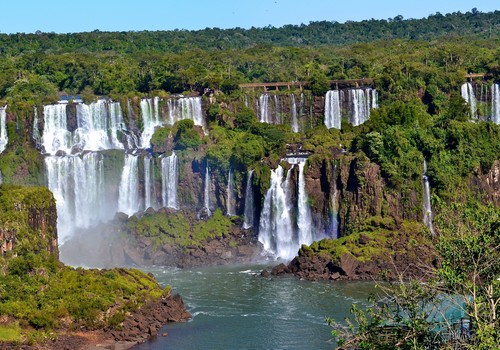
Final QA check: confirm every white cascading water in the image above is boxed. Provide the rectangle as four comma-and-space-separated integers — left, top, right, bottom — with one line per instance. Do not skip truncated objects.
144, 156, 154, 210
330, 162, 340, 239
108, 102, 127, 149
226, 168, 236, 216
258, 165, 295, 260
350, 89, 371, 126
32, 106, 42, 146
460, 82, 477, 119
161, 152, 178, 209
75, 101, 110, 151
0, 106, 8, 153
422, 160, 435, 236
290, 94, 299, 132
167, 96, 204, 128
140, 97, 161, 149
324, 90, 341, 129
204, 164, 212, 216
273, 95, 281, 124
491, 83, 500, 124
42, 104, 72, 155
45, 153, 108, 242
118, 154, 141, 216
297, 160, 313, 245
43, 101, 127, 154
259, 94, 270, 123
243, 170, 254, 229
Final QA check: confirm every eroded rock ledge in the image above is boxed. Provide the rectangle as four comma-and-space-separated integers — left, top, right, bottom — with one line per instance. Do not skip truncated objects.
264, 227, 439, 282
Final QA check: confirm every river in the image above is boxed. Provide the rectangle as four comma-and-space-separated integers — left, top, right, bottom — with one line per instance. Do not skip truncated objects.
134, 264, 377, 350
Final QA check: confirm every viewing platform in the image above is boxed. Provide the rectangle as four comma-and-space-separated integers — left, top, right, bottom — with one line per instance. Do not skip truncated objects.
239, 78, 374, 91
465, 73, 493, 81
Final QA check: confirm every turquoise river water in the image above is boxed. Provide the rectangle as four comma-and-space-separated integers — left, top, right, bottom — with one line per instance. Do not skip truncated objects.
133, 264, 377, 350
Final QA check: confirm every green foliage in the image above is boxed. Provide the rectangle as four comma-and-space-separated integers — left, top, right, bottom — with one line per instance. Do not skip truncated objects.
127, 209, 232, 249
309, 72, 330, 96
0, 323, 22, 342
434, 201, 500, 349
173, 119, 202, 150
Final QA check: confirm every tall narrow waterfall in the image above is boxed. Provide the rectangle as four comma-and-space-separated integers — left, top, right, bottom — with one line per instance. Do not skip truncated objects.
243, 170, 254, 229
226, 168, 236, 216
330, 162, 340, 239
108, 102, 128, 148
203, 164, 212, 217
273, 95, 281, 123
492, 83, 500, 124
32, 106, 42, 146
144, 157, 155, 210
45, 153, 108, 242
118, 154, 140, 216
461, 82, 477, 118
297, 160, 312, 245
422, 160, 435, 236
290, 94, 299, 132
0, 106, 7, 153
161, 152, 178, 209
140, 98, 161, 149
258, 166, 294, 260
259, 94, 270, 123
350, 89, 371, 126
324, 90, 341, 129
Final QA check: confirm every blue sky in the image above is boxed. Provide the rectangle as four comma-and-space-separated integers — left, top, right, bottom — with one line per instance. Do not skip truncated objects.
2, 0, 498, 34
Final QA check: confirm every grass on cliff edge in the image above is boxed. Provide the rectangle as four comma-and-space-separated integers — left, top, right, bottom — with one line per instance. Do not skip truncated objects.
0, 323, 22, 342
299, 219, 433, 264
126, 208, 234, 250
0, 253, 171, 343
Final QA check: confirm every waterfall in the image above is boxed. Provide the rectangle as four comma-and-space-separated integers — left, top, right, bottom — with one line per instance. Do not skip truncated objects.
226, 168, 236, 216
325, 90, 341, 129
118, 154, 141, 216
144, 157, 154, 210
45, 153, 107, 242
74, 101, 111, 151
42, 104, 72, 155
140, 98, 162, 149
297, 160, 312, 245
204, 164, 212, 217
492, 83, 500, 124
461, 83, 477, 119
32, 106, 42, 146
330, 162, 339, 239
273, 95, 281, 123
350, 89, 371, 126
258, 165, 295, 260
422, 160, 435, 236
243, 170, 254, 229
0, 106, 7, 153
371, 89, 379, 109
108, 102, 127, 149
167, 96, 204, 128
43, 101, 127, 154
259, 94, 270, 123
290, 94, 299, 132
161, 152, 178, 209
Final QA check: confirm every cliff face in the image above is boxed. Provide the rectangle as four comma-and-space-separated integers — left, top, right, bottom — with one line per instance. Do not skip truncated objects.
0, 185, 58, 258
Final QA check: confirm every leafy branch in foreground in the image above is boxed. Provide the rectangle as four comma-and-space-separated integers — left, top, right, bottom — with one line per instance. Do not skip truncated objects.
327, 201, 499, 349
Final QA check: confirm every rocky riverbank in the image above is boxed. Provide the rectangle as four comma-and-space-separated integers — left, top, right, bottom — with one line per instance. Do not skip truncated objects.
263, 225, 439, 282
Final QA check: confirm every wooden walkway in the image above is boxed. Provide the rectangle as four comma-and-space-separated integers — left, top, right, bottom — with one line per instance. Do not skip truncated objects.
239, 78, 374, 90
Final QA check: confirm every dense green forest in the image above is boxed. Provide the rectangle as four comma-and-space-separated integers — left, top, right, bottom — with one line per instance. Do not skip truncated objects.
0, 9, 499, 100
